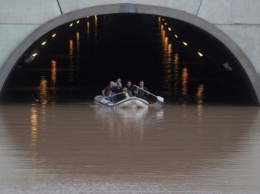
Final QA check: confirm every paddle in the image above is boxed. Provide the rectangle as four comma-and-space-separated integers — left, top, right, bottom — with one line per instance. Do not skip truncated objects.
133, 85, 164, 103
103, 92, 123, 99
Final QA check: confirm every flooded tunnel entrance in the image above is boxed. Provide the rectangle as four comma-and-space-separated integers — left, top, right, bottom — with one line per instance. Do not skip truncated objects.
0, 14, 257, 105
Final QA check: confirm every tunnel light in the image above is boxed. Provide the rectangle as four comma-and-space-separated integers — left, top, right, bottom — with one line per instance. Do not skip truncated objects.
69, 23, 73, 27
168, 27, 171, 31
165, 23, 167, 26
24, 49, 39, 64
174, 34, 178, 38
41, 41, 47, 46
76, 20, 80, 24
52, 33, 56, 38
32, 52, 38, 57
182, 42, 188, 46
198, 52, 203, 57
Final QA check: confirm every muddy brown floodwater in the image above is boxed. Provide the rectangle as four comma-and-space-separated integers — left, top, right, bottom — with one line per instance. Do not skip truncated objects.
0, 102, 260, 193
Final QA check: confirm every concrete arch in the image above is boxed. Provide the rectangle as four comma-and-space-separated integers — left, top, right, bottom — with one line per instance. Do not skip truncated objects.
1, 3, 259, 104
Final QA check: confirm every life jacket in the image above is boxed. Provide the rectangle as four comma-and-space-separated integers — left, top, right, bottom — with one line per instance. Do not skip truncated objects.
125, 93, 130, 98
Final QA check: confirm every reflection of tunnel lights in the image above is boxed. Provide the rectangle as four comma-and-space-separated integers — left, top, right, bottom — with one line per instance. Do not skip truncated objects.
183, 42, 188, 46
198, 52, 203, 57
182, 68, 188, 96
164, 22, 167, 25
52, 33, 56, 38
196, 84, 205, 104
41, 41, 47, 46
161, 24, 164, 30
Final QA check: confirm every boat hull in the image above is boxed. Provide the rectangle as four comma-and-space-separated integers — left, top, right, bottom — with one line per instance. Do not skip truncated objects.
94, 95, 149, 108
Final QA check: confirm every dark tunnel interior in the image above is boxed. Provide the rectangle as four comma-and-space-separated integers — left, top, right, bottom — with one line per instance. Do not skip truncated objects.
1, 13, 257, 105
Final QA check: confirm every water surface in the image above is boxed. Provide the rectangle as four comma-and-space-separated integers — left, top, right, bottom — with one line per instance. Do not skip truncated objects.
0, 103, 260, 193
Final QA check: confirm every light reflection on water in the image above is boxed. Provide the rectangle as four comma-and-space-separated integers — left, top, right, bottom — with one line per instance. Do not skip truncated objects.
3, 15, 251, 105
0, 103, 260, 193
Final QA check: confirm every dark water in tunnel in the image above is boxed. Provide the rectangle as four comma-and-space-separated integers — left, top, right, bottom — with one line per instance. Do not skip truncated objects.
1, 14, 253, 105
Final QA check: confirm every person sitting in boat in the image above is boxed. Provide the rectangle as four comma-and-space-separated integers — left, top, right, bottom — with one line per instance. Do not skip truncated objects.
134, 80, 149, 100
123, 87, 130, 98
114, 78, 122, 87
102, 81, 114, 101
113, 82, 123, 102
116, 87, 130, 102
125, 81, 135, 97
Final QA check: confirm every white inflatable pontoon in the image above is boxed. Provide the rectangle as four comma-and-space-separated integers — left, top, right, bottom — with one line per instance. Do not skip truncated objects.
94, 95, 149, 108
